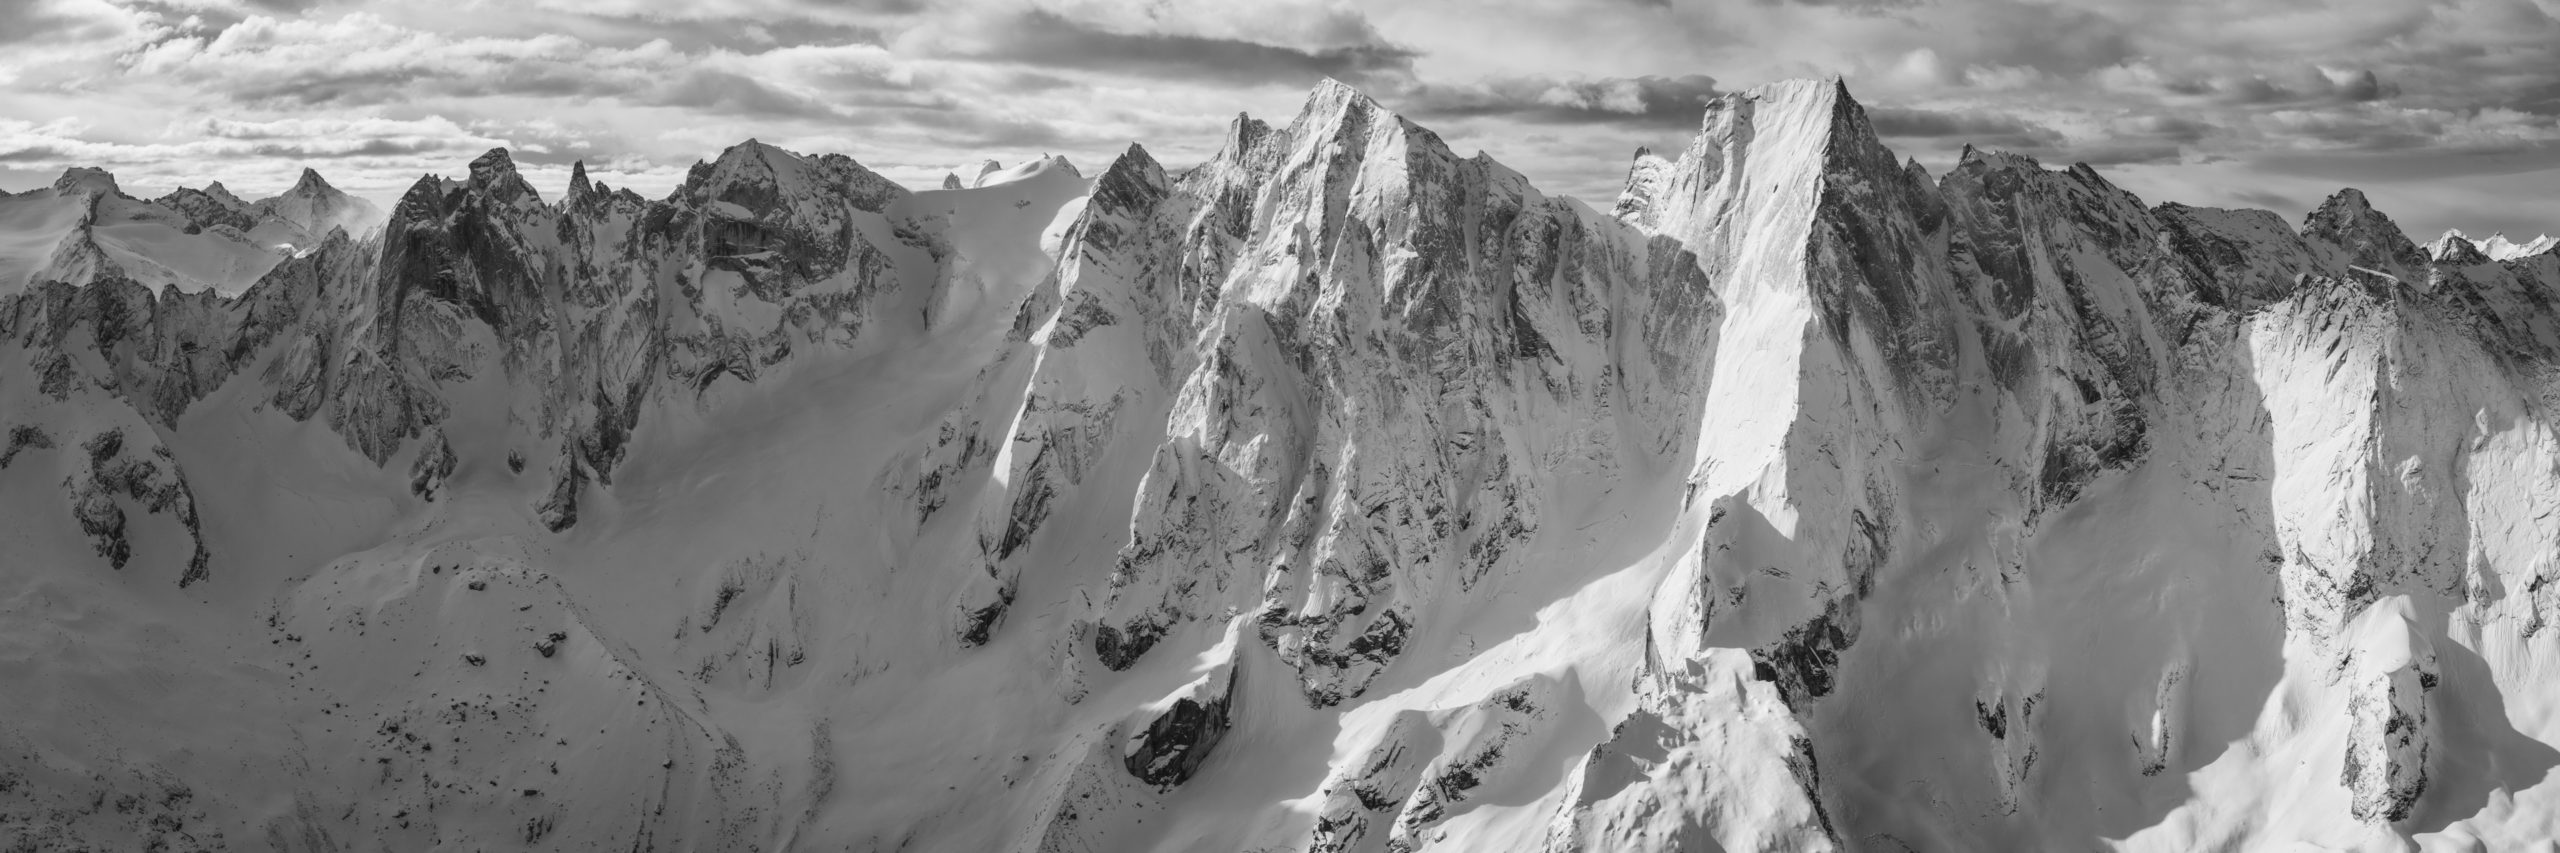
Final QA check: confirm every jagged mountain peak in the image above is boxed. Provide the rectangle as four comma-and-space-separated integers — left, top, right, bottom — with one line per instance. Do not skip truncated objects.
50, 166, 120, 197
1944, 143, 2157, 230
1284, 76, 1430, 152
2302, 187, 2413, 247
1618, 75, 1868, 241
2427, 227, 2470, 256
2483, 231, 2559, 260
2309, 185, 2378, 218
393, 172, 447, 210
464, 147, 540, 204
14, 75, 2560, 853
1945, 142, 2138, 208
717, 137, 794, 166
1224, 110, 1271, 152
2428, 228, 2487, 264
247, 164, 386, 243
1300, 76, 1378, 116
1612, 145, 1675, 223
2302, 186, 2425, 281
1955, 144, 2045, 172
1192, 111, 1280, 181
201, 181, 249, 210
689, 138, 893, 204
1734, 75, 1849, 113
1088, 143, 1169, 218
468, 147, 518, 176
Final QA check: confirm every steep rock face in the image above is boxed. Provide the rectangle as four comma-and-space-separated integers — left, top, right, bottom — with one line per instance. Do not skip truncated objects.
644, 139, 913, 391
947, 146, 1177, 648
947, 80, 1697, 718
9, 76, 2560, 853
2251, 276, 2473, 640
0, 139, 948, 592
2303, 189, 2431, 284
2156, 202, 2326, 307
1121, 618, 1244, 787
1630, 80, 1942, 724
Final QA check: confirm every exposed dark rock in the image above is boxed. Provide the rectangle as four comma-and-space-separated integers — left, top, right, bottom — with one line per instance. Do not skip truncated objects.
1121, 654, 1237, 788
0, 425, 54, 469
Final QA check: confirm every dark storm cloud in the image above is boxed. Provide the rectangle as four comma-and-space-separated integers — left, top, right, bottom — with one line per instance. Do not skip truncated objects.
1402, 75, 1724, 128
953, 11, 1418, 87
2210, 69, 2395, 106
2510, 80, 2560, 116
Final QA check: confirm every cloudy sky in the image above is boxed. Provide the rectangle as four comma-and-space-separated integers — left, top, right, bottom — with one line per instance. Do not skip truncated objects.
3, 0, 2557, 241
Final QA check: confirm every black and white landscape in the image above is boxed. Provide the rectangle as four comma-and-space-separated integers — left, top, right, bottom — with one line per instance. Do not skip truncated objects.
7, 3, 2560, 852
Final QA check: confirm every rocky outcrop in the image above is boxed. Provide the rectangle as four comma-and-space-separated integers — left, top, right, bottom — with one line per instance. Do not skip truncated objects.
2341, 598, 2437, 824
0, 424, 53, 469
1545, 650, 1834, 853
945, 80, 1701, 713
1383, 676, 1561, 851
2302, 189, 2430, 284
408, 428, 456, 500
9, 74, 2560, 853
65, 427, 209, 585
1120, 620, 1241, 787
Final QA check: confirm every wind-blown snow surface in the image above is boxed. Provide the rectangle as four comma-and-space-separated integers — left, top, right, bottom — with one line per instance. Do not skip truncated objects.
5, 79, 2560, 852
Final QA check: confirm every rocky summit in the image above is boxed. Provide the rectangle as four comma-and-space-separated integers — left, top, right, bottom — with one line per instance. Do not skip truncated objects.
5, 78, 2560, 852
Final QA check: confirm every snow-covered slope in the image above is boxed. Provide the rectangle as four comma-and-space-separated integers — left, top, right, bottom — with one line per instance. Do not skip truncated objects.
6, 78, 2560, 852
0, 168, 298, 298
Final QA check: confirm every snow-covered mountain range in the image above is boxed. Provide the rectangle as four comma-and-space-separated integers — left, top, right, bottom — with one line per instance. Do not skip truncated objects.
5, 78, 2559, 852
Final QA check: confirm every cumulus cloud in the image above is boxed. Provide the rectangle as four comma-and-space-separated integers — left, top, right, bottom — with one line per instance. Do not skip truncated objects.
0, 0, 2554, 239
1399, 75, 1724, 128
116, 14, 869, 114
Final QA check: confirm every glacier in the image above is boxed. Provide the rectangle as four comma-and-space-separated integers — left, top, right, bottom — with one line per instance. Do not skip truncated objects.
3, 77, 2559, 852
